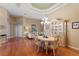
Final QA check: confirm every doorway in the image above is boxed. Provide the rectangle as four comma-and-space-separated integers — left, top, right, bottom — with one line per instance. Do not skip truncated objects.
15, 24, 22, 37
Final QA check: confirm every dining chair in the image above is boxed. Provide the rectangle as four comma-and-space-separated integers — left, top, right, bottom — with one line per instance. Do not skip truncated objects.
43, 36, 59, 55
34, 35, 47, 53
48, 36, 60, 56
33, 35, 41, 52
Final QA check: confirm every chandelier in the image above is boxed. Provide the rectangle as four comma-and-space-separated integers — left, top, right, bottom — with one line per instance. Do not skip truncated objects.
41, 17, 50, 24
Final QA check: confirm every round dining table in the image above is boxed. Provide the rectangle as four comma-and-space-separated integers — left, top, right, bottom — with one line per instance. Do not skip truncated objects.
37, 36, 57, 55
37, 36, 57, 42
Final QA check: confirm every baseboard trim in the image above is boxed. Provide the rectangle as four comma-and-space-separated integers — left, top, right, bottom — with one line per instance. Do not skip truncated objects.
68, 45, 79, 51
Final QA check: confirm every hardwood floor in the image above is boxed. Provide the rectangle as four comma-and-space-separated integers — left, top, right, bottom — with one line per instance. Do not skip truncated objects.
0, 37, 79, 56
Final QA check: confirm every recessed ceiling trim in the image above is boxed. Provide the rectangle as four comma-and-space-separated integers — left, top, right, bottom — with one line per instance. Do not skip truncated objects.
31, 3, 56, 10
30, 3, 60, 11
28, 3, 67, 15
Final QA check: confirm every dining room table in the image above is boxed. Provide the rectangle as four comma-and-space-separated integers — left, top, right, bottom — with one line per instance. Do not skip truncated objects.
37, 36, 56, 42
37, 36, 57, 54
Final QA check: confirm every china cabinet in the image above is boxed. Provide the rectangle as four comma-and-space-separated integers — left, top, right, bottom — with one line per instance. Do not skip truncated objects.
51, 20, 64, 37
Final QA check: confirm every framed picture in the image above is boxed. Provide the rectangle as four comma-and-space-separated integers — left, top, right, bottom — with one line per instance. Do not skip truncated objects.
72, 22, 79, 29
31, 24, 37, 32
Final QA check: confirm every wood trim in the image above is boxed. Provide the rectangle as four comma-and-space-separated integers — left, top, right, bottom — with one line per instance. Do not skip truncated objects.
68, 45, 79, 51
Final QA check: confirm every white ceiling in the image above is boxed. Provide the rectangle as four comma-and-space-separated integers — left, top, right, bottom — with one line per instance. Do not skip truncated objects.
0, 3, 66, 19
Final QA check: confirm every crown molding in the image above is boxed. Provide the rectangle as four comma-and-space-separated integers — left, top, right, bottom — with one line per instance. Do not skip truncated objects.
27, 3, 68, 15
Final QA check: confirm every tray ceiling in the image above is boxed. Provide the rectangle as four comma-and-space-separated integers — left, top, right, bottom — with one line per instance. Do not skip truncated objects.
0, 3, 66, 19
31, 3, 56, 10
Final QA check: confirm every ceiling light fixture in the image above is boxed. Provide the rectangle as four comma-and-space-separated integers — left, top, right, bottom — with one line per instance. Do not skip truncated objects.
41, 17, 50, 24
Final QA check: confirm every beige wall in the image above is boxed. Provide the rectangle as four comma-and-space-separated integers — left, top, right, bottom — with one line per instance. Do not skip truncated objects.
0, 7, 10, 38
9, 16, 42, 37
9, 16, 16, 37
23, 17, 42, 34
68, 20, 79, 49
49, 4, 79, 49
9, 16, 23, 37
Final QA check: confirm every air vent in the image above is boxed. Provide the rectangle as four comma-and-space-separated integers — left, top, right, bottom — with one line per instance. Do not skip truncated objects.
16, 3, 21, 7
24, 13, 27, 15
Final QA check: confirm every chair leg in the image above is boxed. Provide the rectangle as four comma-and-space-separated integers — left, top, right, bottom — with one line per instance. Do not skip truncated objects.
53, 48, 55, 56
44, 42, 48, 54
45, 45, 48, 54
37, 46, 39, 52
44, 45, 48, 54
